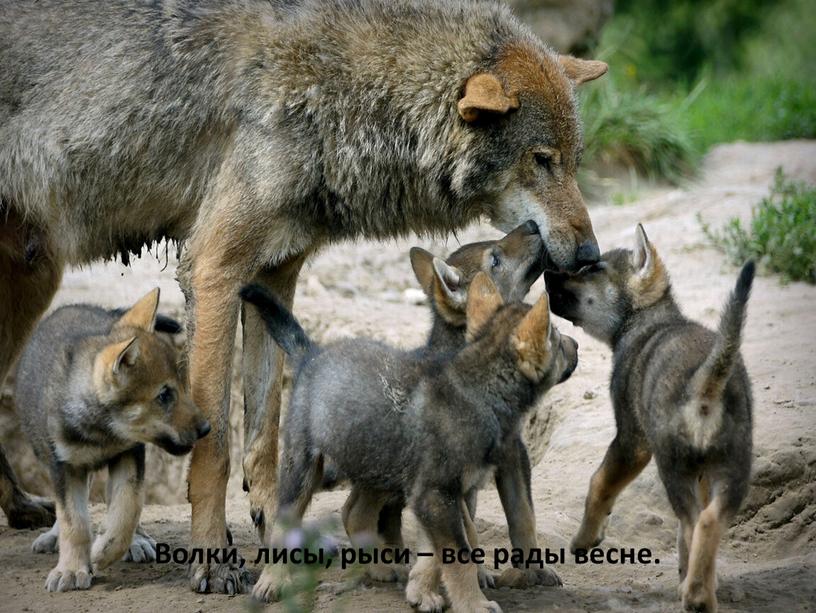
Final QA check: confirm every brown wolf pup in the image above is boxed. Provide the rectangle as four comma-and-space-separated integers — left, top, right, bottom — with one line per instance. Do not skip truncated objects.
240, 273, 577, 610
2, 0, 605, 592
545, 225, 754, 612
14, 289, 210, 592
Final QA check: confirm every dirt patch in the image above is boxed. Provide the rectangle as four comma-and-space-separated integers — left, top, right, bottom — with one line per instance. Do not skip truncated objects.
1, 141, 815, 611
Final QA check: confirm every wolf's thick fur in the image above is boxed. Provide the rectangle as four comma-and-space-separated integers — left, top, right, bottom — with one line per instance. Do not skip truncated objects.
241, 274, 577, 609
14, 290, 210, 592
545, 226, 754, 613
1, 0, 605, 591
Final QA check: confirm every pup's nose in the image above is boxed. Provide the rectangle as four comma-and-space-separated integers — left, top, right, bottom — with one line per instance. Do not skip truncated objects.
576, 240, 600, 265
196, 421, 211, 439
523, 220, 539, 235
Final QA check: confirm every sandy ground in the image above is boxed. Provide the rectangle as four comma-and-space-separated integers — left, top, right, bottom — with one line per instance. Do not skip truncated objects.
1, 140, 815, 612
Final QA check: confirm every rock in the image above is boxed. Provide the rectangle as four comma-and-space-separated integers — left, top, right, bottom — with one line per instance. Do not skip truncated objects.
508, 0, 614, 55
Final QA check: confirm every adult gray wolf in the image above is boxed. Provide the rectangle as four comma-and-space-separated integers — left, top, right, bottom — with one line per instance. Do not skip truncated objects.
14, 289, 210, 592
241, 273, 577, 609
1, 0, 605, 593
545, 226, 754, 612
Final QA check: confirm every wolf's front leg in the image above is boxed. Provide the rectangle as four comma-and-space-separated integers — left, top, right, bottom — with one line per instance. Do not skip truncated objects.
416, 489, 501, 613
46, 466, 93, 592
494, 437, 560, 588
91, 447, 145, 570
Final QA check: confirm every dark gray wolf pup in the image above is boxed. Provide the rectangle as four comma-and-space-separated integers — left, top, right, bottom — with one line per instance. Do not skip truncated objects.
14, 289, 210, 592
1, 0, 605, 592
545, 225, 754, 613
241, 273, 577, 610
344, 222, 561, 589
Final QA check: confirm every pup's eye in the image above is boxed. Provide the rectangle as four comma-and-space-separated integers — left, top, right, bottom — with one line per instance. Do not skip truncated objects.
490, 251, 501, 269
156, 385, 176, 406
534, 152, 553, 172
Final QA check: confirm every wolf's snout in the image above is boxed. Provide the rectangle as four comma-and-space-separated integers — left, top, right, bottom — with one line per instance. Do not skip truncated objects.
576, 240, 600, 266
559, 336, 579, 383
196, 420, 211, 440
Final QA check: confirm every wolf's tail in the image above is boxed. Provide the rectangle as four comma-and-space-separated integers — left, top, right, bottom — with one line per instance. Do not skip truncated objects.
239, 284, 314, 363
685, 261, 754, 447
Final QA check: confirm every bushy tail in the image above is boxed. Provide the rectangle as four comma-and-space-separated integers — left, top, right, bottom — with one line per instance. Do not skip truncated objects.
694, 261, 755, 399
239, 284, 313, 363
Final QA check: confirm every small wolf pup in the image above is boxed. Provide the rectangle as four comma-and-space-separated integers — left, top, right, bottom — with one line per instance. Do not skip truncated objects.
347, 221, 562, 588
15, 288, 210, 592
241, 273, 577, 611
545, 225, 754, 612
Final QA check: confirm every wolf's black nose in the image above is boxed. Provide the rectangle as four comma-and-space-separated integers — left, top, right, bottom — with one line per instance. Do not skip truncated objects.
523, 220, 539, 235
197, 421, 211, 439
576, 240, 600, 265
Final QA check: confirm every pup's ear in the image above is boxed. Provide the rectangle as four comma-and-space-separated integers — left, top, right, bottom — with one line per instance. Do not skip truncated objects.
512, 292, 553, 381
116, 287, 160, 331
458, 73, 519, 123
431, 257, 467, 322
98, 336, 140, 379
466, 272, 503, 341
628, 224, 669, 307
410, 247, 436, 296
558, 55, 608, 85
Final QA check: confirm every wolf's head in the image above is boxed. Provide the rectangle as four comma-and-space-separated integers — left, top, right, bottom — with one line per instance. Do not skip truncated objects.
545, 224, 671, 344
410, 220, 544, 328
462, 272, 578, 394
91, 289, 210, 455
455, 44, 606, 273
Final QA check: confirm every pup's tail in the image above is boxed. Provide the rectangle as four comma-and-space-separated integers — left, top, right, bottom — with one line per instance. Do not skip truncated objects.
239, 284, 314, 363
685, 261, 754, 446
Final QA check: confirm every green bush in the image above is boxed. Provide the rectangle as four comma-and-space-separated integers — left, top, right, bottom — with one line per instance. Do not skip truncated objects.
702, 169, 816, 283
579, 78, 698, 184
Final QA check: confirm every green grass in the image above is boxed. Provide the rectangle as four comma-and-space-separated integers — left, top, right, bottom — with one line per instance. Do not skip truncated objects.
702, 169, 816, 283
681, 76, 816, 151
579, 79, 698, 184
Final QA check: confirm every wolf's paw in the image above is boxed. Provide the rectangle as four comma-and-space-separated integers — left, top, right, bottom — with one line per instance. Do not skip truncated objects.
8, 494, 56, 530
189, 557, 251, 595
251, 565, 290, 603
681, 579, 717, 612
477, 566, 496, 589
123, 530, 157, 563
569, 532, 604, 555
455, 600, 502, 613
496, 566, 562, 589
45, 565, 93, 592
406, 579, 446, 612
32, 528, 59, 554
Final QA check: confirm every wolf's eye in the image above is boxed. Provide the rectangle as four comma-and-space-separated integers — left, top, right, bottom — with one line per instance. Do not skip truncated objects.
156, 385, 176, 407
534, 152, 553, 173
490, 251, 501, 269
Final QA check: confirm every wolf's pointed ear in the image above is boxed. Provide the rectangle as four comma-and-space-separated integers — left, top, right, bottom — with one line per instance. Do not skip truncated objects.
558, 56, 608, 86
512, 292, 553, 380
98, 336, 140, 378
458, 73, 519, 123
629, 224, 669, 307
431, 257, 466, 308
410, 247, 436, 296
116, 287, 160, 331
466, 272, 503, 341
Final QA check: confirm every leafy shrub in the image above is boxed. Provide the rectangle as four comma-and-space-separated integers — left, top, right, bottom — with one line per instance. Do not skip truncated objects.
702, 169, 816, 283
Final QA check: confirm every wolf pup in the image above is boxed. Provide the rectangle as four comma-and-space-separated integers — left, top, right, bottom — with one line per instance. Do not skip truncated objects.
348, 221, 561, 588
241, 273, 577, 611
14, 289, 210, 592
545, 225, 754, 612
